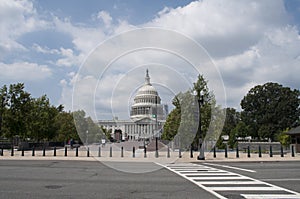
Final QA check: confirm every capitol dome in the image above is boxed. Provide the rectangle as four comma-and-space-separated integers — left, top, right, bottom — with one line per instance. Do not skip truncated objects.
130, 69, 163, 121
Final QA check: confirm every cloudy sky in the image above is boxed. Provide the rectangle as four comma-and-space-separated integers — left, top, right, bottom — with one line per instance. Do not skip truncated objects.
1, 0, 300, 120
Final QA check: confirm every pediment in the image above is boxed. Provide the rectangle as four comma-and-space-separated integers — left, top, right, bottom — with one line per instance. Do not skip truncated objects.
134, 117, 156, 124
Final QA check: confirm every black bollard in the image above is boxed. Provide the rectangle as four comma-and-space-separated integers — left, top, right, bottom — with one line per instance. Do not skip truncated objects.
110, 146, 112, 157
213, 146, 216, 158
167, 145, 170, 158
225, 146, 228, 158
43, 146, 46, 157
247, 145, 251, 158
98, 146, 101, 157
179, 148, 182, 158
281, 145, 284, 157
87, 147, 89, 157
291, 145, 295, 157
11, 145, 14, 156
76, 146, 78, 157
269, 145, 273, 157
236, 146, 239, 158
54, 146, 56, 156
121, 146, 124, 158
1, 146, 3, 156
32, 146, 35, 156
21, 147, 24, 156
190, 145, 193, 158
64, 146, 67, 157
132, 146, 135, 158
258, 145, 262, 158
155, 137, 158, 158
144, 146, 147, 158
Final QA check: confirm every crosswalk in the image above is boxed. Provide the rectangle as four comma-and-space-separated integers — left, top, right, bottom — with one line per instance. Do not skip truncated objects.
159, 163, 300, 199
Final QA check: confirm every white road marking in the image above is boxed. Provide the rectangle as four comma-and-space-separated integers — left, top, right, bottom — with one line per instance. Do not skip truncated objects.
157, 162, 300, 199
178, 171, 235, 174
203, 163, 256, 173
182, 173, 238, 176
210, 186, 279, 191
191, 176, 249, 180
156, 162, 227, 199
176, 170, 227, 173
241, 194, 300, 199
260, 178, 300, 182
196, 181, 264, 185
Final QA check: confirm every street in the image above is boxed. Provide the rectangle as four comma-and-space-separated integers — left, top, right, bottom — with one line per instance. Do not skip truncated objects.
200, 161, 300, 198
0, 160, 299, 199
0, 160, 214, 199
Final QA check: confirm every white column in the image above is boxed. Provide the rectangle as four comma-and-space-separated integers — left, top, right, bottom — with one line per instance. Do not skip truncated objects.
150, 124, 153, 136
138, 125, 141, 134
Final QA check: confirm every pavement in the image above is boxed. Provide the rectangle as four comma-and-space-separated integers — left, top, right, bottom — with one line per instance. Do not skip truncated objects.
0, 160, 217, 199
1, 143, 299, 163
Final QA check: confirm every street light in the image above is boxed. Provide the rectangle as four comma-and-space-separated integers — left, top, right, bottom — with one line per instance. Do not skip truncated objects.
155, 95, 159, 158
86, 130, 89, 146
193, 90, 205, 160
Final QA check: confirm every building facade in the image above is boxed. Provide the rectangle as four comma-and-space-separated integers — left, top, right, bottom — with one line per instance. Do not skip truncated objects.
98, 70, 168, 141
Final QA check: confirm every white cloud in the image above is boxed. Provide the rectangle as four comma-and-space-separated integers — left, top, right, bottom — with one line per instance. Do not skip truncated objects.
56, 47, 83, 67
216, 25, 300, 109
148, 0, 289, 57
52, 17, 104, 55
96, 11, 113, 28
137, 0, 300, 111
0, 62, 52, 81
0, 0, 48, 57
32, 43, 60, 54
3, 0, 295, 117
57, 0, 300, 118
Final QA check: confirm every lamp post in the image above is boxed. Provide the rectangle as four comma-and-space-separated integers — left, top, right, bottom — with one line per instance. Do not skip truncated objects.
86, 130, 89, 146
194, 91, 205, 160
155, 96, 159, 158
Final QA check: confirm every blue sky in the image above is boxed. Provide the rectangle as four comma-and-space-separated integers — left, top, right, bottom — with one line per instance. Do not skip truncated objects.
36, 0, 195, 25
1, 0, 300, 119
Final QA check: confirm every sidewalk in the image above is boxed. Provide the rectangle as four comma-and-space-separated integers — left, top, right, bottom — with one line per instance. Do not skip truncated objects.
1, 146, 299, 163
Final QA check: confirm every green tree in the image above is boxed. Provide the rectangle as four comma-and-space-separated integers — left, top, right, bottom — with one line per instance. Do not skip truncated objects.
5, 83, 32, 139
162, 74, 215, 150
27, 95, 61, 141
0, 85, 8, 137
161, 94, 181, 141
222, 108, 240, 136
241, 82, 300, 141
228, 121, 250, 148
217, 108, 240, 148
72, 110, 107, 144
100, 126, 112, 140
192, 74, 214, 149
86, 116, 104, 144
277, 129, 291, 148
0, 83, 84, 143
54, 111, 79, 142
73, 110, 88, 143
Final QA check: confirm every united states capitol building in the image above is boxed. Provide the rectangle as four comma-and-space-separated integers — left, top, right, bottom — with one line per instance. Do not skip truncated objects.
98, 70, 168, 141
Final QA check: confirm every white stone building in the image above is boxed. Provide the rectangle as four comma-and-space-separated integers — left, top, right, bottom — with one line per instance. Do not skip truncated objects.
98, 70, 168, 141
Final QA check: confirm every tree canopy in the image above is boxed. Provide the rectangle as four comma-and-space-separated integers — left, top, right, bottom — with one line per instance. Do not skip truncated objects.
161, 74, 216, 150
241, 82, 300, 141
0, 83, 107, 143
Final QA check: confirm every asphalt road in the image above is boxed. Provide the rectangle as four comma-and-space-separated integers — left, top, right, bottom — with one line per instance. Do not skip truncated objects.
0, 160, 216, 199
1, 160, 299, 199
200, 161, 300, 197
